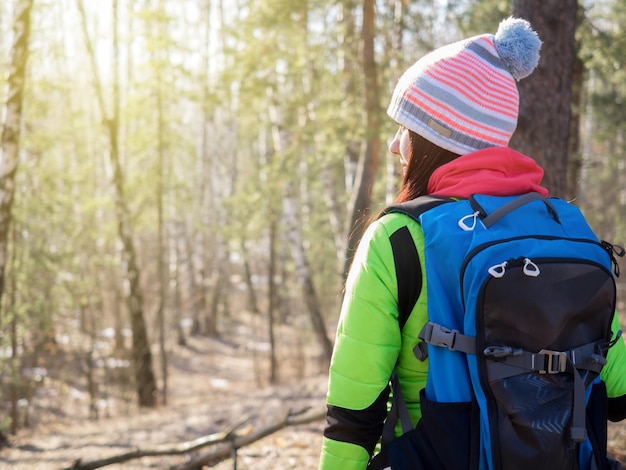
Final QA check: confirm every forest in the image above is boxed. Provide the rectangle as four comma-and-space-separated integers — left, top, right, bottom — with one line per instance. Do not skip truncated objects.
0, 0, 625, 468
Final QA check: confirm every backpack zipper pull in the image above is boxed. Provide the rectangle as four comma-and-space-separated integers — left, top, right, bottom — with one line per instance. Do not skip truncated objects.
458, 211, 481, 231
522, 258, 540, 277
488, 261, 508, 278
600, 240, 625, 277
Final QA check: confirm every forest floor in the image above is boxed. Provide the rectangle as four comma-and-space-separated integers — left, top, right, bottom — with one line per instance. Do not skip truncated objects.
2, 306, 626, 470
0, 314, 329, 470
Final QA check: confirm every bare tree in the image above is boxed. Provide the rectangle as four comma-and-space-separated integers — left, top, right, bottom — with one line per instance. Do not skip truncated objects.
76, 0, 158, 407
267, 215, 279, 383
8, 224, 19, 434
343, 0, 382, 277
266, 76, 334, 370
385, 0, 406, 204
152, 0, 170, 406
0, 0, 34, 312
0, 0, 33, 436
283, 193, 333, 364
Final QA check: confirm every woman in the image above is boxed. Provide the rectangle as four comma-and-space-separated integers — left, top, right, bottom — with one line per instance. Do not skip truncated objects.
319, 17, 626, 470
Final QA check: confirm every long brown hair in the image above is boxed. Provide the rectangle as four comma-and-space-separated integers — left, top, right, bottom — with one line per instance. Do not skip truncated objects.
395, 130, 460, 203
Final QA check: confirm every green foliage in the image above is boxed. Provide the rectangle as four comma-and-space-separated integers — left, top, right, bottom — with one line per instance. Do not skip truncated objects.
451, 0, 512, 37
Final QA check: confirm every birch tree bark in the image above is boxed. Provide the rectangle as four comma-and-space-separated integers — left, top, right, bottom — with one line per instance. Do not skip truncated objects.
153, 0, 169, 406
76, 0, 157, 407
267, 215, 279, 383
0, 0, 34, 311
8, 224, 19, 434
283, 193, 334, 364
266, 85, 333, 365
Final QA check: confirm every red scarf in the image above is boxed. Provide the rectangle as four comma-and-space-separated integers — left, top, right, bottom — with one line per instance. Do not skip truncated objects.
427, 147, 549, 198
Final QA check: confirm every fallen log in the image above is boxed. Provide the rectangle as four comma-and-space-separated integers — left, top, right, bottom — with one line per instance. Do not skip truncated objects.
62, 407, 325, 470
171, 407, 326, 470
63, 416, 250, 470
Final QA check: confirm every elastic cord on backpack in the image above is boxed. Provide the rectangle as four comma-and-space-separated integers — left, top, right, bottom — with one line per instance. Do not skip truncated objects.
381, 371, 413, 447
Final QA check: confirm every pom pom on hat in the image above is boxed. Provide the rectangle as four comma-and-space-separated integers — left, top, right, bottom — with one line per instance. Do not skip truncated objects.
494, 17, 542, 80
387, 17, 542, 155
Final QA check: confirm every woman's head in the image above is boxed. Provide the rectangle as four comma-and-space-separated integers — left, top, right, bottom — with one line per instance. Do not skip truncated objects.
386, 17, 541, 186
390, 127, 459, 203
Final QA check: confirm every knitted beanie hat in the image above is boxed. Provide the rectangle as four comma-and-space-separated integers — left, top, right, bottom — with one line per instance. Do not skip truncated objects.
387, 17, 542, 155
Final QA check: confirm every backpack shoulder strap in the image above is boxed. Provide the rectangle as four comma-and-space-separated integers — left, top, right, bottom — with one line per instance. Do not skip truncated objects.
384, 195, 455, 328
382, 195, 455, 223
389, 227, 420, 331
380, 196, 455, 443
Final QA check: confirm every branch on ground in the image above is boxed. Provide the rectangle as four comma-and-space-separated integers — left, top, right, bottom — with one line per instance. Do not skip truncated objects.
63, 415, 250, 470
62, 407, 325, 470
171, 407, 326, 470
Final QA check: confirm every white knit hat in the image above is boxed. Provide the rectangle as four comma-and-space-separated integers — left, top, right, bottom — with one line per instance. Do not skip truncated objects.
387, 17, 542, 155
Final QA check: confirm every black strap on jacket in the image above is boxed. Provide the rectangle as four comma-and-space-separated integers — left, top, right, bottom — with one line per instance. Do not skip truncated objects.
384, 195, 454, 328
389, 226, 421, 331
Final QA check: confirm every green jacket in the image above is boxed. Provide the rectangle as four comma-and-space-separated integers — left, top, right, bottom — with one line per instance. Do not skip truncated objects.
318, 212, 626, 470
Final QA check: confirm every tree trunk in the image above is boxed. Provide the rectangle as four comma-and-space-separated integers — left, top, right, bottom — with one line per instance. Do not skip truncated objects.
183, 225, 206, 343
8, 224, 19, 434
343, 0, 382, 277
206, 244, 226, 336
321, 168, 346, 276
173, 230, 187, 346
283, 193, 334, 364
567, 50, 584, 202
266, 78, 333, 368
267, 216, 279, 384
385, 0, 406, 205
77, 0, 157, 407
510, 0, 578, 198
566, 7, 586, 202
9, 311, 18, 434
0, 0, 34, 311
240, 241, 261, 314
113, 283, 125, 351
155, 76, 168, 406
1, 0, 34, 430
195, 0, 214, 339
154, 0, 169, 406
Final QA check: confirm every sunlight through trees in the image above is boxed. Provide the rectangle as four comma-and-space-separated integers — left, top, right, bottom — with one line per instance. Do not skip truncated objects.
0, 0, 624, 440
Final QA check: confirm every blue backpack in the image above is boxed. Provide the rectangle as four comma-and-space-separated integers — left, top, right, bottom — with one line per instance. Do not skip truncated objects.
374, 193, 623, 470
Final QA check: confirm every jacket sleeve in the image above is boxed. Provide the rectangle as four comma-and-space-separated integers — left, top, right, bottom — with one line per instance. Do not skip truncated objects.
601, 313, 626, 421
319, 218, 402, 470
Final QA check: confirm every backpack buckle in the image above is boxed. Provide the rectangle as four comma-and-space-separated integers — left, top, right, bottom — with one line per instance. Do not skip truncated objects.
420, 322, 459, 350
537, 349, 567, 374
418, 322, 476, 355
